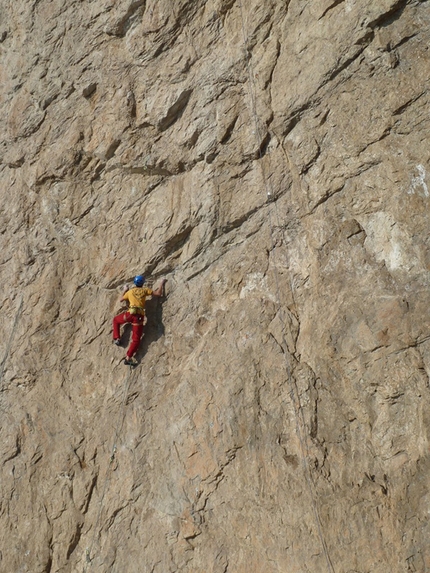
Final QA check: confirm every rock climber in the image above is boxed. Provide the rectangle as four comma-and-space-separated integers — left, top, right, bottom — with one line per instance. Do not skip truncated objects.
113, 275, 167, 366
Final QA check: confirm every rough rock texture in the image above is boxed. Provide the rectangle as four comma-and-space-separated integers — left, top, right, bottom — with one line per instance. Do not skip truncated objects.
1, 0, 430, 572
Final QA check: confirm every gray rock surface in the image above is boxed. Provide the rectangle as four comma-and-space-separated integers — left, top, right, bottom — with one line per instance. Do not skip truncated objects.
1, 0, 429, 571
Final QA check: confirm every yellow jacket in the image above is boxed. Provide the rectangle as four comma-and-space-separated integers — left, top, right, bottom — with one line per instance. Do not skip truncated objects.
122, 287, 153, 315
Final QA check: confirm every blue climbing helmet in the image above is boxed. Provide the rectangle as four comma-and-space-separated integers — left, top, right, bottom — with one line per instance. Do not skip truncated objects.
134, 275, 145, 287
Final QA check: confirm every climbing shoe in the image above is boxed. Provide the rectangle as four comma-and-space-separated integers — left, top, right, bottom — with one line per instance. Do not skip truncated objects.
124, 356, 138, 367
113, 339, 121, 346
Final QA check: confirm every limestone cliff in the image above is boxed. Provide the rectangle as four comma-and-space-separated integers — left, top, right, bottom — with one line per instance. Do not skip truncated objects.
1, 1, 430, 572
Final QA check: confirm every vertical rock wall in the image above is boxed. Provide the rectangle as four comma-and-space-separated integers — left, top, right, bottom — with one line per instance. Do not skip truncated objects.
0, 1, 429, 571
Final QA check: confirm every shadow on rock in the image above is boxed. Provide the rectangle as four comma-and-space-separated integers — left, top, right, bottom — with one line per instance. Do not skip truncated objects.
134, 294, 166, 365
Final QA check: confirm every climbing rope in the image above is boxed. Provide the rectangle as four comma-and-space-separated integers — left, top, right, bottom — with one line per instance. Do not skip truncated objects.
238, 3, 336, 573
0, 295, 24, 388
83, 366, 134, 572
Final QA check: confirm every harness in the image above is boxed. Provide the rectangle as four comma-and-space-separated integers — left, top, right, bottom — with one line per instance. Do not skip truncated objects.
128, 306, 145, 315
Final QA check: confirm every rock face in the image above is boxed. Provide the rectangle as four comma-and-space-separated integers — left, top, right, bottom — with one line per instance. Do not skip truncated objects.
1, 1, 430, 571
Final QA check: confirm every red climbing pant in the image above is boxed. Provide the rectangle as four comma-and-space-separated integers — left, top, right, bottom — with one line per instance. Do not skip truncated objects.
113, 312, 145, 358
